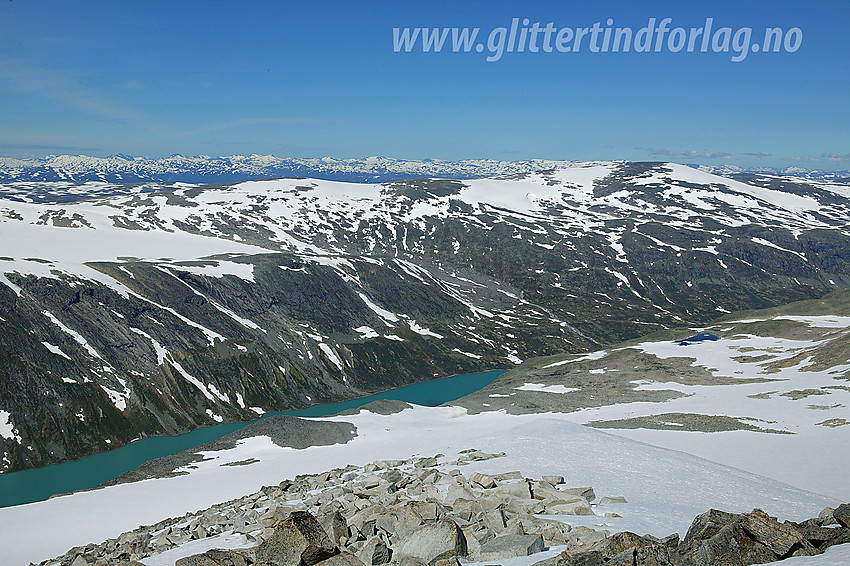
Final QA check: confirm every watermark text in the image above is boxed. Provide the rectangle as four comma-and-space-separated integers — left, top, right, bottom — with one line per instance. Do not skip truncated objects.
392, 18, 803, 62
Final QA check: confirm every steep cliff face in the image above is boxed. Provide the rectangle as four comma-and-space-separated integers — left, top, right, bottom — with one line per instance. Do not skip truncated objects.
0, 254, 567, 472
1, 161, 849, 471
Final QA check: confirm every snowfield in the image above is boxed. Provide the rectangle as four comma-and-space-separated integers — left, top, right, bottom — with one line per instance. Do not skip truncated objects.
453, 302, 850, 505
557, 320, 850, 499
0, 405, 845, 566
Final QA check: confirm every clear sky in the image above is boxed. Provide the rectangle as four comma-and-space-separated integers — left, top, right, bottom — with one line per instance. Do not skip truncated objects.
1, 0, 848, 170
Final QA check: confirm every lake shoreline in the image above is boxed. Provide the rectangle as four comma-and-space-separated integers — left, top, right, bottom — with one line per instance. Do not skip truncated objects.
0, 370, 505, 508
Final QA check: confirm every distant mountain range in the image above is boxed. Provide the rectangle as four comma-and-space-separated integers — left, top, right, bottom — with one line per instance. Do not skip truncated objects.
0, 153, 847, 184
0, 154, 583, 184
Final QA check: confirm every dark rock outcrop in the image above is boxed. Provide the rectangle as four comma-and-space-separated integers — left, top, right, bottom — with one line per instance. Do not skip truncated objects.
548, 506, 850, 566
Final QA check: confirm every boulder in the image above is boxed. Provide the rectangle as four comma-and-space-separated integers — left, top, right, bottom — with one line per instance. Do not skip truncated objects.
493, 480, 532, 499
533, 484, 569, 501
348, 505, 388, 535
451, 498, 483, 521
554, 550, 604, 566
393, 520, 467, 565
551, 532, 670, 566
254, 511, 338, 566
477, 494, 506, 512
461, 527, 482, 560
320, 510, 350, 546
586, 531, 653, 559
541, 524, 570, 545
543, 475, 565, 485
599, 496, 628, 505
819, 507, 837, 526
421, 486, 441, 500
634, 544, 675, 566
175, 549, 249, 566
477, 533, 545, 561
682, 509, 738, 545
561, 487, 595, 503
410, 501, 441, 522
356, 536, 391, 566
393, 505, 426, 538
796, 519, 850, 551
375, 513, 397, 537
568, 526, 610, 548
396, 557, 428, 566
457, 450, 504, 462
314, 552, 368, 566
482, 509, 508, 533
503, 517, 527, 536
445, 484, 476, 506
493, 471, 523, 481
834, 503, 850, 528
660, 533, 679, 549
821, 527, 850, 551
688, 522, 777, 566
261, 506, 296, 528
503, 495, 541, 515
470, 473, 497, 489
419, 470, 441, 484
740, 509, 809, 557
382, 469, 403, 484
605, 548, 635, 566
793, 521, 833, 543
543, 499, 594, 516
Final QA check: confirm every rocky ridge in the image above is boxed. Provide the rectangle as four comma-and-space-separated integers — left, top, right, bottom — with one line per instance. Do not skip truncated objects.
38, 451, 850, 566
39, 450, 610, 566
547, 504, 850, 566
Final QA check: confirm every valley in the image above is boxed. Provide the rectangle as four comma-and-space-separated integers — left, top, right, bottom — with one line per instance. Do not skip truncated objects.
1, 161, 849, 472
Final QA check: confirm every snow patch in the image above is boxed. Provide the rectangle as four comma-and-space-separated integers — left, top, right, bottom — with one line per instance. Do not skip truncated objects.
407, 320, 443, 338
543, 350, 607, 368
515, 383, 580, 394
0, 411, 21, 443
41, 341, 71, 360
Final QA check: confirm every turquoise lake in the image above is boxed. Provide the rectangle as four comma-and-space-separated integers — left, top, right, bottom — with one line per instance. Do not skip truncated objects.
0, 370, 503, 509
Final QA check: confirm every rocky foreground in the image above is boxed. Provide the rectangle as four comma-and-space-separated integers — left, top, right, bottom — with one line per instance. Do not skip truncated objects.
40, 450, 850, 566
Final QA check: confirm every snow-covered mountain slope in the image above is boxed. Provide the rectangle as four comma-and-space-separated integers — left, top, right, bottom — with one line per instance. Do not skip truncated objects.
697, 164, 850, 182
459, 290, 850, 498
0, 405, 842, 566
1, 161, 849, 472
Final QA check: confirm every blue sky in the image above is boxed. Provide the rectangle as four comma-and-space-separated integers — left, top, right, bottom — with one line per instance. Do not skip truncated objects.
1, 0, 848, 169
